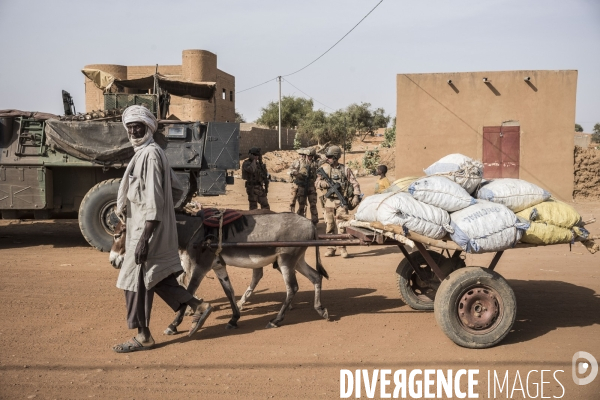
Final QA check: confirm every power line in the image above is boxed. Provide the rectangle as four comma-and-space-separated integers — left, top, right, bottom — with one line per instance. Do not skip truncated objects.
283, 0, 383, 78
283, 78, 334, 111
235, 0, 384, 94
236, 77, 276, 94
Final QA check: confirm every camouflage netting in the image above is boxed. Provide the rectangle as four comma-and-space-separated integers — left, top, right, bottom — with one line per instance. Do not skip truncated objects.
574, 146, 600, 199
0, 109, 58, 121
45, 120, 134, 164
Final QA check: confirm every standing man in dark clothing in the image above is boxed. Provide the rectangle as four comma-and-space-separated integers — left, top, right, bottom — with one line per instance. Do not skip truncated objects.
242, 147, 270, 210
289, 148, 319, 225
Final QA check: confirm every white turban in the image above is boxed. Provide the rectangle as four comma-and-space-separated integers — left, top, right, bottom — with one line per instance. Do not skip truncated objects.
117, 105, 159, 216
122, 105, 157, 151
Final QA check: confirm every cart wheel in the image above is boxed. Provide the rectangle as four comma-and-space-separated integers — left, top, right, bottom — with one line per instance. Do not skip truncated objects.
396, 250, 461, 310
434, 267, 516, 349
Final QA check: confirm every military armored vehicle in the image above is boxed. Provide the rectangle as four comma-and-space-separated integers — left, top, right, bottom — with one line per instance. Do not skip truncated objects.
0, 79, 240, 252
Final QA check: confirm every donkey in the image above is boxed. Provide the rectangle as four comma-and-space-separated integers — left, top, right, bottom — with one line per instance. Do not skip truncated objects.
110, 212, 329, 335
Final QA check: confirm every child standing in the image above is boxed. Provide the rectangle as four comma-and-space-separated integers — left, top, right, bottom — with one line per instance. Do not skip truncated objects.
374, 165, 390, 194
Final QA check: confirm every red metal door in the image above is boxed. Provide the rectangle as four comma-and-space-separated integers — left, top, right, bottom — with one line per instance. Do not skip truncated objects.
500, 126, 520, 178
482, 126, 520, 179
483, 127, 502, 179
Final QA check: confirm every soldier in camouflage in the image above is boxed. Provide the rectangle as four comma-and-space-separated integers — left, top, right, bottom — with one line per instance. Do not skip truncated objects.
242, 147, 270, 210
289, 148, 319, 225
288, 149, 303, 213
315, 145, 361, 258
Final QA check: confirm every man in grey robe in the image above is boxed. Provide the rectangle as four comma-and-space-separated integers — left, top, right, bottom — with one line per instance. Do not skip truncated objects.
112, 105, 211, 353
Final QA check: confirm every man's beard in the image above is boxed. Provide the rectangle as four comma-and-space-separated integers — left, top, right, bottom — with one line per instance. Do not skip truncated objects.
129, 129, 153, 150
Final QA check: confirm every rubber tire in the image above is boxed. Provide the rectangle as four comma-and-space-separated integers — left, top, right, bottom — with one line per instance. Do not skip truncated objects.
396, 250, 460, 311
78, 178, 121, 252
396, 250, 441, 310
434, 267, 516, 349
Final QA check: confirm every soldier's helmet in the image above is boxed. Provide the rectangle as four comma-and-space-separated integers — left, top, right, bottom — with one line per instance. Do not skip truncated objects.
326, 145, 342, 160
307, 147, 317, 156
296, 148, 310, 155
249, 147, 261, 155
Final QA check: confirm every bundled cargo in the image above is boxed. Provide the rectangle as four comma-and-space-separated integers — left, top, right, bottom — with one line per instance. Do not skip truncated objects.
408, 176, 476, 212
476, 178, 551, 212
382, 176, 421, 194
355, 192, 452, 240
424, 153, 483, 194
516, 198, 581, 228
449, 200, 530, 253
355, 193, 388, 222
520, 222, 574, 245
516, 198, 588, 244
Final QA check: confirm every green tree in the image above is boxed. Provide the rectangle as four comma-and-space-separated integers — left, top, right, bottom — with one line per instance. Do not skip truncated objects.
345, 102, 390, 141
326, 110, 353, 151
297, 109, 327, 144
382, 117, 396, 148
235, 110, 246, 123
592, 123, 600, 143
362, 148, 381, 173
256, 96, 314, 129
575, 123, 584, 132
297, 109, 353, 150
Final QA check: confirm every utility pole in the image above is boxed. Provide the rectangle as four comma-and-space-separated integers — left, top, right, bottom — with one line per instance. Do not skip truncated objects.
277, 76, 282, 150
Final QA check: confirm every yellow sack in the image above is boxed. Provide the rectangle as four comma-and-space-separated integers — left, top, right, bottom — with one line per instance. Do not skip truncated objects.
516, 198, 581, 228
384, 176, 421, 193
520, 222, 573, 245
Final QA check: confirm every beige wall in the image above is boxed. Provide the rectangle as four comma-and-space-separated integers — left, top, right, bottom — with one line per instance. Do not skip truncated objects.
84, 50, 235, 123
574, 133, 592, 148
239, 124, 306, 155
396, 70, 577, 201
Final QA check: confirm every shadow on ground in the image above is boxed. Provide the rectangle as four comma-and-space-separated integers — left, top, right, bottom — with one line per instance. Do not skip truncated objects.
195, 279, 600, 348
501, 279, 600, 345
161, 286, 417, 346
0, 220, 89, 249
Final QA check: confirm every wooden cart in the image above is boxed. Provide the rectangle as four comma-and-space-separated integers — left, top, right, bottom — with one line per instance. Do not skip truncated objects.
211, 222, 597, 349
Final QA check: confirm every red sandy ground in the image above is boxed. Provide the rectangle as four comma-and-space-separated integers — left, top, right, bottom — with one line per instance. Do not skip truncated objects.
1, 174, 599, 399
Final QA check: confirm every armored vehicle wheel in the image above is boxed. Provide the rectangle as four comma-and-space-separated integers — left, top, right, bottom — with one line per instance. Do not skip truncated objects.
79, 179, 121, 252
396, 250, 462, 311
434, 267, 516, 349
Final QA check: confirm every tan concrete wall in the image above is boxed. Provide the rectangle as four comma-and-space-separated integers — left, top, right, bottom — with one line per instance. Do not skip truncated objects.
216, 70, 235, 122
395, 70, 577, 201
84, 64, 127, 112
239, 125, 304, 155
127, 65, 182, 79
83, 50, 235, 122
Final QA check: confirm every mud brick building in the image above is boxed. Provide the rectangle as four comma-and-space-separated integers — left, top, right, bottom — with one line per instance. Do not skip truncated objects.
84, 49, 235, 122
396, 70, 577, 200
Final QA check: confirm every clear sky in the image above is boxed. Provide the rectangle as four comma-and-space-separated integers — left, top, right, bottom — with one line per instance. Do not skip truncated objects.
1, 0, 599, 131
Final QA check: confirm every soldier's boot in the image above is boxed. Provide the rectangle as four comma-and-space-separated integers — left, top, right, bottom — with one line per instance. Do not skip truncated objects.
339, 247, 350, 258
324, 247, 336, 257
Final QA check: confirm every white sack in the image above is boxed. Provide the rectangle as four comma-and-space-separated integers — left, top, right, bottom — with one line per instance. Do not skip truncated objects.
355, 192, 453, 239
424, 153, 483, 194
408, 176, 476, 212
354, 193, 390, 222
376, 193, 453, 239
476, 178, 551, 212
449, 200, 530, 254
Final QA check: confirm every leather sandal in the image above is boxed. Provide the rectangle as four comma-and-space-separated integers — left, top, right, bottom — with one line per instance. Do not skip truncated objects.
112, 337, 154, 353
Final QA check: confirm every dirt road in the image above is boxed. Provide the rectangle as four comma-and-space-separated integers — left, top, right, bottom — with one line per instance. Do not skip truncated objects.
1, 176, 599, 399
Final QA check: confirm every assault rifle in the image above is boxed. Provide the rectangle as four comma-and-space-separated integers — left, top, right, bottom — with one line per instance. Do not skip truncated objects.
258, 158, 269, 193
316, 167, 348, 208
